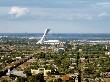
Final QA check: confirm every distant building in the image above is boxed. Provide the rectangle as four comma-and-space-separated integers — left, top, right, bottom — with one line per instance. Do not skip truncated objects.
54, 47, 65, 52
105, 52, 110, 55
44, 40, 65, 45
62, 75, 70, 81
36, 28, 65, 46
31, 68, 51, 76
6, 69, 26, 77
16, 57, 21, 59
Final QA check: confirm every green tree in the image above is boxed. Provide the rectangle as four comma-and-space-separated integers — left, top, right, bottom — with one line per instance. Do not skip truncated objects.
16, 77, 26, 82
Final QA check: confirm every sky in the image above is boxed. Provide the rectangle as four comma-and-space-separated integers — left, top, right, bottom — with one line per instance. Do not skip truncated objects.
0, 0, 110, 33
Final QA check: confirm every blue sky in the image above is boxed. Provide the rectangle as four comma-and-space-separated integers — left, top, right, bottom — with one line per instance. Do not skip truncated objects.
0, 0, 110, 33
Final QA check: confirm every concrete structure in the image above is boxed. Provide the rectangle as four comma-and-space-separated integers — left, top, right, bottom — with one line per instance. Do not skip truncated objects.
31, 68, 51, 76
37, 28, 50, 44
37, 28, 65, 46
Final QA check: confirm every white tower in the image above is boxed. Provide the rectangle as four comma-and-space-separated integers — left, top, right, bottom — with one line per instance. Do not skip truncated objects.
37, 28, 50, 44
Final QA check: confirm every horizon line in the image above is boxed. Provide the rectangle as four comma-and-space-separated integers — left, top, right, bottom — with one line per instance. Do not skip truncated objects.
0, 32, 110, 34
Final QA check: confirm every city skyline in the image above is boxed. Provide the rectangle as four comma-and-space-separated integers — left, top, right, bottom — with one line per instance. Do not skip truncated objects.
0, 0, 110, 33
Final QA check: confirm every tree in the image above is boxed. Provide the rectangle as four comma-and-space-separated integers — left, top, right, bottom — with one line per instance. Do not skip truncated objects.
39, 52, 46, 58
36, 73, 45, 82
1, 79, 9, 82
16, 77, 26, 82
24, 69, 32, 76
27, 73, 45, 82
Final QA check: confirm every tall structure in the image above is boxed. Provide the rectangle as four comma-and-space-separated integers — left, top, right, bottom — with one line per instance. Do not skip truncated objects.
37, 28, 50, 44
37, 28, 65, 46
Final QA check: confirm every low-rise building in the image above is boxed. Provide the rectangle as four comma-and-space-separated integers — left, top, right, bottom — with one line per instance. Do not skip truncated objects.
31, 68, 51, 76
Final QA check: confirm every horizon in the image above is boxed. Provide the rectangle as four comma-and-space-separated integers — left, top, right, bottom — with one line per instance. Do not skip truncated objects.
1, 32, 110, 34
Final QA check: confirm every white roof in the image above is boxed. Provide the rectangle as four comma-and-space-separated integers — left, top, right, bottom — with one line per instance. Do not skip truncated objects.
44, 40, 60, 43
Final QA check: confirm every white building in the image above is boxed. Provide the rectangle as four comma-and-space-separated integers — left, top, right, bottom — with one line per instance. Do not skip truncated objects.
44, 40, 64, 45
31, 68, 51, 76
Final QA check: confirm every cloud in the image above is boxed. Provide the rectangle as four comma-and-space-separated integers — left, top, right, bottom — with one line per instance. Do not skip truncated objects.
95, 2, 110, 8
9, 6, 30, 17
6, 7, 109, 21
98, 12, 108, 17
97, 2, 110, 5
